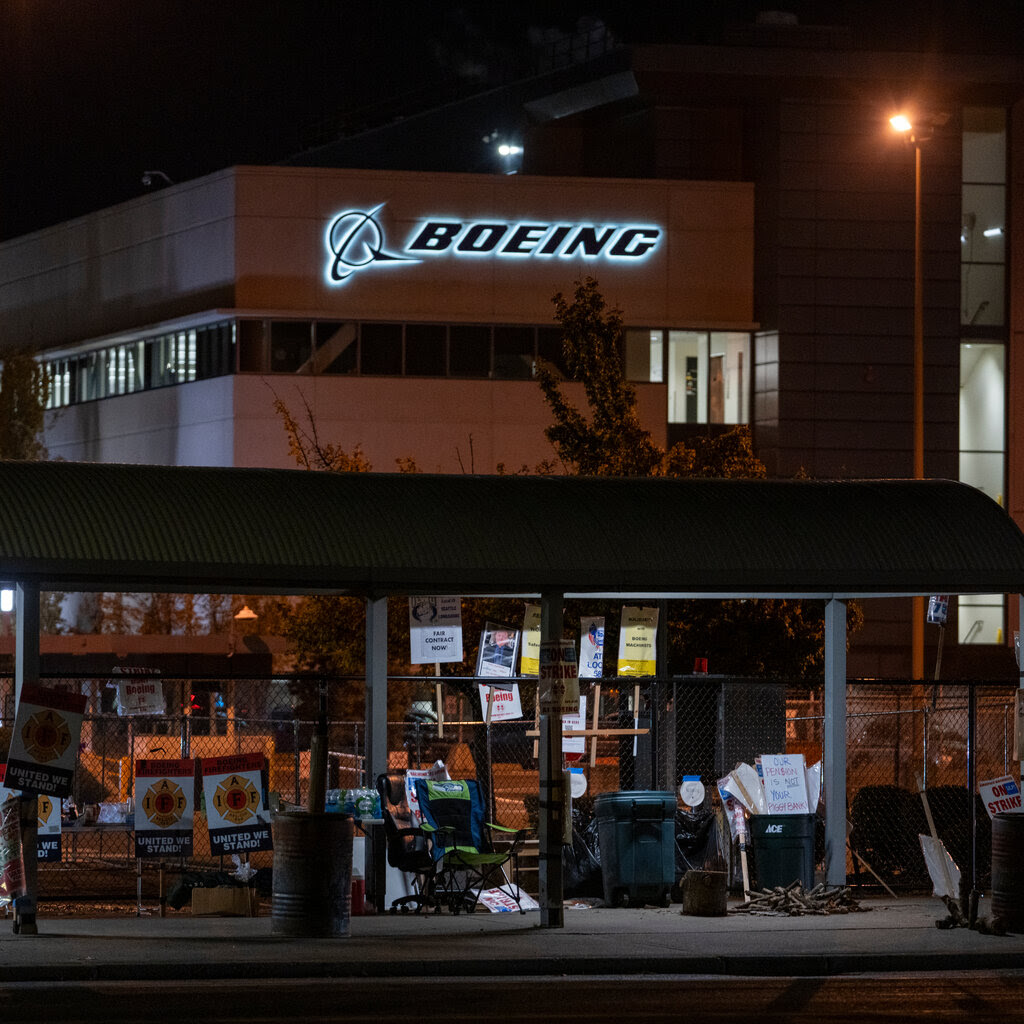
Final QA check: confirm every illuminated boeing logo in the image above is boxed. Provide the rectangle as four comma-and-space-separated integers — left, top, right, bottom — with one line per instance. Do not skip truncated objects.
324, 203, 662, 286
325, 205, 417, 284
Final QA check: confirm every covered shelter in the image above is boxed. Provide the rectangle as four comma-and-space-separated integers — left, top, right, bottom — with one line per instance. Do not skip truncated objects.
3, 461, 1024, 928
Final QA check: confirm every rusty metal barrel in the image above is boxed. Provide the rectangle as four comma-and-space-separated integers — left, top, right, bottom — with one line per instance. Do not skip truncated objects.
271, 811, 353, 937
991, 812, 1024, 931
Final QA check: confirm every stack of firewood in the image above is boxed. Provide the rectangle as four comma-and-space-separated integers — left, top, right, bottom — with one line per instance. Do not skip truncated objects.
731, 880, 869, 916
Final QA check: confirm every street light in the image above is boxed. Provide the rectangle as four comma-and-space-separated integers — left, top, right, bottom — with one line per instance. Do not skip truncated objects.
889, 113, 925, 483
890, 110, 947, 679
890, 113, 928, 679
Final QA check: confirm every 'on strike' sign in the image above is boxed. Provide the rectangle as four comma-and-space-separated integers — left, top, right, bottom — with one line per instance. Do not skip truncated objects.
538, 640, 580, 716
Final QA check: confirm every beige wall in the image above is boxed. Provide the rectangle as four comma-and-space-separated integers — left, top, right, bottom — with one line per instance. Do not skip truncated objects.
44, 374, 667, 474
0, 174, 237, 352
234, 375, 668, 474
234, 166, 754, 328
1, 166, 754, 353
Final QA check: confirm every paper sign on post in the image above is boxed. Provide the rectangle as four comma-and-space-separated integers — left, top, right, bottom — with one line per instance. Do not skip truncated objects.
135, 758, 196, 858
409, 596, 463, 664
579, 617, 605, 679
519, 604, 543, 677
6, 685, 87, 797
200, 753, 272, 855
562, 696, 587, 757
759, 753, 810, 814
539, 640, 580, 716
617, 606, 658, 676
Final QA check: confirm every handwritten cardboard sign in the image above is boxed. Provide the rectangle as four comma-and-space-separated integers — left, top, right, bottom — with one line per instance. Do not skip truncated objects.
759, 753, 810, 814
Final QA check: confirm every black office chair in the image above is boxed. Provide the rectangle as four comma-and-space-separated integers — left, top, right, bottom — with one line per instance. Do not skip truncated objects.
375, 773, 440, 914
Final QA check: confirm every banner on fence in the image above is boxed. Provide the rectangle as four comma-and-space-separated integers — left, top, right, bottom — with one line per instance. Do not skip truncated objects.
539, 639, 580, 716
0, 796, 25, 908
135, 759, 196, 858
519, 604, 542, 677
201, 753, 272, 855
408, 596, 464, 664
579, 617, 605, 679
617, 606, 658, 676
979, 774, 1022, 818
113, 667, 164, 716
37, 793, 62, 862
5, 685, 87, 797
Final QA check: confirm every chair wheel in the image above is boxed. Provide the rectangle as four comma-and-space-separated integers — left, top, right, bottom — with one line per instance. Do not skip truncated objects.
389, 907, 397, 915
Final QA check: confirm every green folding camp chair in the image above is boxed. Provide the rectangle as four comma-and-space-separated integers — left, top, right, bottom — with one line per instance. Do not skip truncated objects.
414, 778, 528, 914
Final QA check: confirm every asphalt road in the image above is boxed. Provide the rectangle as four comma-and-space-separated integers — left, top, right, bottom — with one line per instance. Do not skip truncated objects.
3, 972, 1022, 1024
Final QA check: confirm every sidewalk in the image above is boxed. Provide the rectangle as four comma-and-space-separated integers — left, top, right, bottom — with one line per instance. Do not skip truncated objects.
0, 896, 1021, 983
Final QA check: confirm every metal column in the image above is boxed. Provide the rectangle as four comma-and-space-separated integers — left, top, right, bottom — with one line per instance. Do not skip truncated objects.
364, 596, 389, 912
14, 582, 40, 935
823, 597, 847, 886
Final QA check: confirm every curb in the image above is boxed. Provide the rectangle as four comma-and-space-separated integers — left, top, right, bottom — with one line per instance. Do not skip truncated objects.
4, 949, 1023, 984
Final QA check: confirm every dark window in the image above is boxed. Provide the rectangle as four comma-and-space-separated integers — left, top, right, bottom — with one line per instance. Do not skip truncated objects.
270, 321, 312, 373
405, 324, 446, 376
449, 325, 491, 377
536, 327, 569, 378
315, 321, 358, 374
360, 323, 402, 375
493, 326, 535, 379
196, 323, 234, 379
237, 320, 266, 372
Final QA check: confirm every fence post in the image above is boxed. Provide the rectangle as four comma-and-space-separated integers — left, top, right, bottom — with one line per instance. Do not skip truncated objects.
823, 598, 847, 886
538, 590, 565, 929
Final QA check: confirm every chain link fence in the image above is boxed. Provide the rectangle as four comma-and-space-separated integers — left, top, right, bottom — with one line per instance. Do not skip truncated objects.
0, 673, 1018, 899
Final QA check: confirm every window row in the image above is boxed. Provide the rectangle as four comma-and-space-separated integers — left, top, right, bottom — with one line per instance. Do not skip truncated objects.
237, 320, 572, 379
46, 322, 234, 409
42, 317, 751, 429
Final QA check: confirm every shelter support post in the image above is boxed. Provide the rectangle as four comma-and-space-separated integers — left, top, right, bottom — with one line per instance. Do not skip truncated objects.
538, 590, 565, 929
14, 582, 40, 935
364, 597, 389, 913
823, 598, 847, 886
1018, 596, 1024, 778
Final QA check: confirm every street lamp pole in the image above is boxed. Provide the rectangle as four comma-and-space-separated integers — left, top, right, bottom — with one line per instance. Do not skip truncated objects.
891, 114, 926, 679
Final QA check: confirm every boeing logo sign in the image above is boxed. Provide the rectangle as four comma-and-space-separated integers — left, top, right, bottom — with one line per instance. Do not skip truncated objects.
324, 204, 662, 286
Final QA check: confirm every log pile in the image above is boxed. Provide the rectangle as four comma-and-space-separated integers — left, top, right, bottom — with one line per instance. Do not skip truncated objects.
731, 880, 869, 916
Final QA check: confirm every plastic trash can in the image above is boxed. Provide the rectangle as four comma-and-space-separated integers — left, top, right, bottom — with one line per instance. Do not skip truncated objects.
749, 813, 815, 889
594, 791, 676, 907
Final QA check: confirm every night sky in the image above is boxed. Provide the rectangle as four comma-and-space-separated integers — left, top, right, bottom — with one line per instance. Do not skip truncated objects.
3, 0, 1021, 241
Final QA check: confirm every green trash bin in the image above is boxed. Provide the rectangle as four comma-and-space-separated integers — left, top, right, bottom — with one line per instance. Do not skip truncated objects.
594, 791, 676, 907
749, 813, 816, 889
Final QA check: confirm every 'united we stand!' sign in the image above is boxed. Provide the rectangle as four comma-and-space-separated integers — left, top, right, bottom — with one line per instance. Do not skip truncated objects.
135, 759, 195, 858
201, 753, 273, 855
6, 685, 87, 797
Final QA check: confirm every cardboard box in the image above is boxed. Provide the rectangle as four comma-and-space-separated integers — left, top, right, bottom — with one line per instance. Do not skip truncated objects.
191, 886, 258, 917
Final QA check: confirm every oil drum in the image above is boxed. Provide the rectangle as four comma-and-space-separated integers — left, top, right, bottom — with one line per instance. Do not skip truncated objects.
990, 812, 1024, 931
271, 811, 353, 937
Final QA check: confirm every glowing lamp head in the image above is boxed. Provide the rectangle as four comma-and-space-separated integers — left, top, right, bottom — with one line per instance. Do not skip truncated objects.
1, 589, 12, 613
890, 115, 913, 133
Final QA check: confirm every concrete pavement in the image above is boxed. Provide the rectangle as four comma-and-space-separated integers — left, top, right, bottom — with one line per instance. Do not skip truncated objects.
0, 896, 1021, 982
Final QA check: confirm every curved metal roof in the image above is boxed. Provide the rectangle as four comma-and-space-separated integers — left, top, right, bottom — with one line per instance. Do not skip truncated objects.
0, 461, 1022, 598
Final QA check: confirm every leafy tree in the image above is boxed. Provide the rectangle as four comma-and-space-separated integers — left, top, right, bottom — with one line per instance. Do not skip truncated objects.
0, 349, 49, 460
536, 275, 859, 679
536, 279, 663, 476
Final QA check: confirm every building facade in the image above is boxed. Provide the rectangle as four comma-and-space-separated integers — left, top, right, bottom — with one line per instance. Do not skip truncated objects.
1, 19, 1023, 679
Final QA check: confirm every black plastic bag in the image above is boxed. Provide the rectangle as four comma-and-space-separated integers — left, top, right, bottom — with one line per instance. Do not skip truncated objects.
563, 826, 603, 898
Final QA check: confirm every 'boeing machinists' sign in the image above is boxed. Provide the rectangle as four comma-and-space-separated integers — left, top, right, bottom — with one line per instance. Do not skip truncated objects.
324, 204, 662, 286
